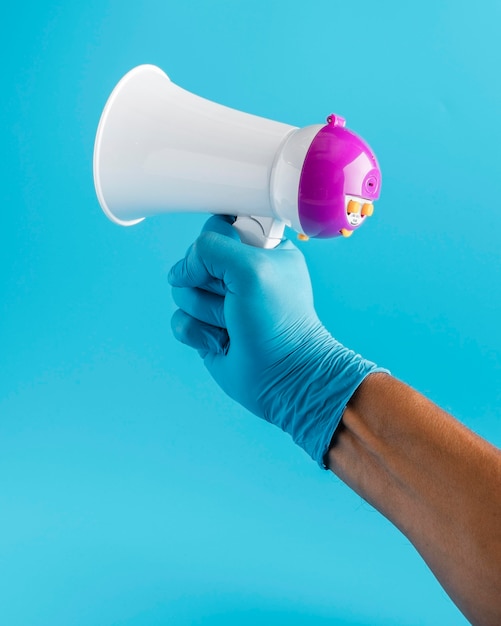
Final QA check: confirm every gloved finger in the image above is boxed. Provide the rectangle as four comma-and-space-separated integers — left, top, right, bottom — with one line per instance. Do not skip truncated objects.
201, 214, 241, 241
168, 240, 228, 295
171, 286, 226, 328
171, 309, 229, 355
168, 213, 244, 293
168, 230, 244, 290
168, 225, 304, 296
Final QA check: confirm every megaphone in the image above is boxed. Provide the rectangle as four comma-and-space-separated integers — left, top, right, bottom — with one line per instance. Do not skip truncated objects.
93, 65, 381, 248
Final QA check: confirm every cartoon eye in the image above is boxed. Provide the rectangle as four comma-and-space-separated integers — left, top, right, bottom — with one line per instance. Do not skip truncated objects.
347, 200, 361, 214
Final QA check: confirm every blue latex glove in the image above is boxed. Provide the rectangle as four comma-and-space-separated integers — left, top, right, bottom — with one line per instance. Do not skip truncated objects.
168, 215, 387, 467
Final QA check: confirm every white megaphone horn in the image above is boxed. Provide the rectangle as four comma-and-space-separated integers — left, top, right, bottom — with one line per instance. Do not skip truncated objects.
93, 65, 381, 248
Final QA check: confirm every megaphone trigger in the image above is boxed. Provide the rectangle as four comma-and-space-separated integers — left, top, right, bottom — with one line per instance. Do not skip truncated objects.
232, 216, 285, 249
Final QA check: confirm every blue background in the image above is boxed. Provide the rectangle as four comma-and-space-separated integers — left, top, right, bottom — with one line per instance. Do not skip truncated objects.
2, 1, 500, 624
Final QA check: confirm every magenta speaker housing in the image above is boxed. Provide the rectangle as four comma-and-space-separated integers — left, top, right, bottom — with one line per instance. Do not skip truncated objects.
298, 114, 381, 238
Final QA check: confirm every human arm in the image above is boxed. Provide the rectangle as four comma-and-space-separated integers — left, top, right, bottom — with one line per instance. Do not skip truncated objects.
327, 372, 501, 626
169, 216, 501, 625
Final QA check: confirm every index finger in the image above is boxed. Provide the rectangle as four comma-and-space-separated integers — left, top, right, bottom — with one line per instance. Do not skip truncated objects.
168, 229, 244, 294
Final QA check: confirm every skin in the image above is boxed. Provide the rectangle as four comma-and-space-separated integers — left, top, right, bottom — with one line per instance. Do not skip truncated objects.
327, 372, 501, 626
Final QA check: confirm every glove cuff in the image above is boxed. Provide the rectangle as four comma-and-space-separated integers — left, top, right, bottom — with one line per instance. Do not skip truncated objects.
264, 328, 390, 468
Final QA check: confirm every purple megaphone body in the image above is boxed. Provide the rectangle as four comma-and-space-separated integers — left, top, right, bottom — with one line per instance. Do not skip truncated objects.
298, 114, 381, 239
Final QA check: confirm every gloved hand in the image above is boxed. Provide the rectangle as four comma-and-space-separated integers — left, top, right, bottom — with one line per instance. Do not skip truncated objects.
168, 215, 387, 467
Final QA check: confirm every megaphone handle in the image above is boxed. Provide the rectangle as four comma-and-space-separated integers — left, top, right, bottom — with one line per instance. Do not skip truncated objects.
232, 215, 285, 249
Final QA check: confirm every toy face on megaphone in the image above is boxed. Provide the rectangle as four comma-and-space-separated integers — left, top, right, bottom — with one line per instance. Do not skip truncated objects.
93, 65, 381, 248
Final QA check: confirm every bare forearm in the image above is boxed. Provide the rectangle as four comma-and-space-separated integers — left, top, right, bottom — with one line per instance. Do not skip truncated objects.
326, 373, 501, 626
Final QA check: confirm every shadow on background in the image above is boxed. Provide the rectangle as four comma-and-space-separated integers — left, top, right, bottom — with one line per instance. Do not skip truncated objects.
189, 608, 371, 626
119, 606, 377, 626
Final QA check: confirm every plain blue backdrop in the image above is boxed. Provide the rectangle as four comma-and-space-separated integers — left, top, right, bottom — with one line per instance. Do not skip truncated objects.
2, 1, 500, 624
